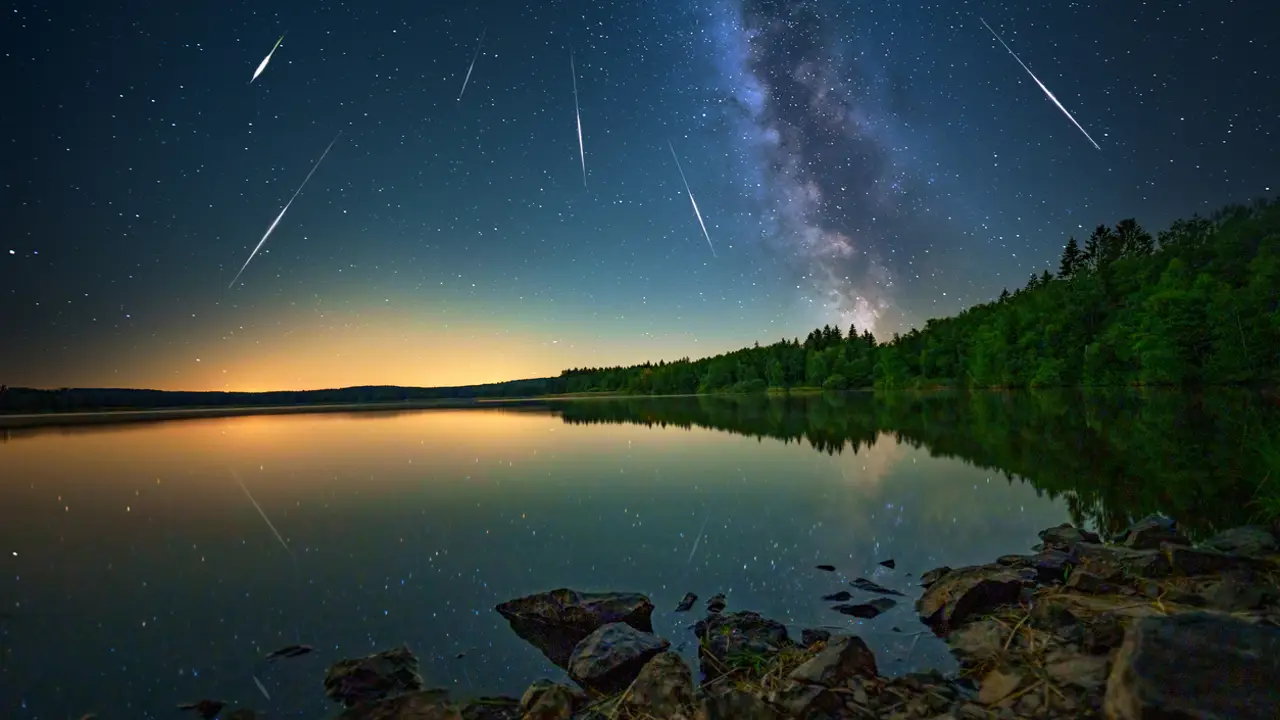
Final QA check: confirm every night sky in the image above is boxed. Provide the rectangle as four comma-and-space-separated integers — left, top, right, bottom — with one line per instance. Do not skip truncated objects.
4, 0, 1275, 391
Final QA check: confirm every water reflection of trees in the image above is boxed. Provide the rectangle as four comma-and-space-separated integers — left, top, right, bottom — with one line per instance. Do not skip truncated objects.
552, 390, 1278, 538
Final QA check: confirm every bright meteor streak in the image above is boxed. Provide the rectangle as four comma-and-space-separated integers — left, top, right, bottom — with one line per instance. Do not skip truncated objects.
457, 28, 486, 102
668, 141, 717, 259
228, 131, 342, 289
570, 51, 586, 188
979, 17, 1101, 151
250, 33, 286, 84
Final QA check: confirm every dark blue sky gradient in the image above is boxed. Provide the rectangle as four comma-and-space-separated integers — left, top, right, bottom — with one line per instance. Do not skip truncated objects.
3, 0, 1275, 389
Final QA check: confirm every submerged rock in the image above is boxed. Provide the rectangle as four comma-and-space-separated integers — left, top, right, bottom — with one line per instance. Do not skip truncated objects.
323, 646, 427, 708
494, 589, 654, 668
675, 592, 697, 612
1104, 612, 1280, 719
176, 700, 225, 719
850, 577, 905, 596
820, 590, 852, 602
917, 564, 1025, 631
567, 622, 670, 693
879, 558, 896, 569
831, 597, 896, 618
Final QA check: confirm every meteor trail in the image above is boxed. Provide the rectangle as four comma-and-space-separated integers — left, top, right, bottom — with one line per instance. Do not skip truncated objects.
250, 33, 286, 84
228, 131, 342, 289
979, 17, 1101, 151
457, 28, 486, 102
668, 141, 717, 258
570, 51, 586, 188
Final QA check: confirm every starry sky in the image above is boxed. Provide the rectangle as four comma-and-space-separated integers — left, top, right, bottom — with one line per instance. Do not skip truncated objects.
4, 0, 1275, 391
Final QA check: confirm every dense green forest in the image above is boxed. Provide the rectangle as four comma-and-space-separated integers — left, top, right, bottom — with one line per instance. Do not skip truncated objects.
2, 198, 1276, 413
548, 390, 1280, 536
556, 199, 1280, 393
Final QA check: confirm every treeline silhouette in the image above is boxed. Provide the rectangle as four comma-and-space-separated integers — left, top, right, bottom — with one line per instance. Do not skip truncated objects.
550, 390, 1280, 539
2, 198, 1277, 413
556, 198, 1280, 393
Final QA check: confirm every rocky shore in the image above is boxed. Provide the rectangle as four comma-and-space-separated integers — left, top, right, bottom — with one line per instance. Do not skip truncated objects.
191, 518, 1280, 719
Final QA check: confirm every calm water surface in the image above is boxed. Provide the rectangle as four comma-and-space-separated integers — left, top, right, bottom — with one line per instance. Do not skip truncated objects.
1, 391, 1273, 718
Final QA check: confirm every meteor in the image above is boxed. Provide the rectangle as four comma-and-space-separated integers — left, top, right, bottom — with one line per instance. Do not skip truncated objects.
979, 17, 1101, 151
457, 28, 486, 102
228, 131, 342, 289
250, 33, 286, 84
570, 51, 586, 188
668, 141, 717, 258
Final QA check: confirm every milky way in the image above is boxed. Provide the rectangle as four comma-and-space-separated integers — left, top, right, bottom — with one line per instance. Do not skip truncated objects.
713, 0, 923, 335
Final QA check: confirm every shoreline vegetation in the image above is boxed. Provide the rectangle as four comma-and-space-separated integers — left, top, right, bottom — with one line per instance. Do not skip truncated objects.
169, 519, 1280, 719
4, 199, 1279, 418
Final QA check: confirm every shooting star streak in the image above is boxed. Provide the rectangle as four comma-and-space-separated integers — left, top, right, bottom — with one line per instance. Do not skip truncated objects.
231, 468, 296, 563
250, 33, 286, 84
668, 141, 717, 258
570, 51, 586, 188
457, 28, 486, 102
686, 511, 711, 565
252, 676, 271, 701
228, 131, 342, 289
979, 17, 1101, 151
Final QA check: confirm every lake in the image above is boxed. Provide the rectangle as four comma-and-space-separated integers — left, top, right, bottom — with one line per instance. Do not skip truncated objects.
1, 390, 1275, 718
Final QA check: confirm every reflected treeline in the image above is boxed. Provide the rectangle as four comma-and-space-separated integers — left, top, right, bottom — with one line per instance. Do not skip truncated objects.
551, 390, 1280, 539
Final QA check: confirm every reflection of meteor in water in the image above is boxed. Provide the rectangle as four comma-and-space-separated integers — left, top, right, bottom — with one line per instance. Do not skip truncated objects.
668, 141, 718, 258
231, 468, 295, 563
250, 33, 286, 84
228, 131, 342, 289
979, 17, 1101, 151
457, 28, 486, 102
686, 511, 711, 565
570, 51, 586, 188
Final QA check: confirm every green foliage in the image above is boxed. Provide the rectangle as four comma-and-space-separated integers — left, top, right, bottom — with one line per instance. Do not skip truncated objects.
552, 198, 1280, 394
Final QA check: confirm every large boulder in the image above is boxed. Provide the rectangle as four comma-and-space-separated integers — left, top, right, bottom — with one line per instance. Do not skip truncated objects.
787, 634, 878, 686
518, 680, 583, 720
620, 652, 696, 719
495, 589, 654, 668
1202, 525, 1279, 557
323, 646, 427, 708
916, 564, 1025, 631
567, 622, 670, 693
1104, 612, 1280, 719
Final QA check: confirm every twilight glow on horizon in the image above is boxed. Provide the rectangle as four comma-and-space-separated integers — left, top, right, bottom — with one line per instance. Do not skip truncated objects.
4, 0, 1275, 391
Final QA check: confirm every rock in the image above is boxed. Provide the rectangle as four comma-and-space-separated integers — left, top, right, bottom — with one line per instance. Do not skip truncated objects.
1043, 651, 1108, 691
1066, 569, 1119, 594
917, 564, 1024, 631
800, 628, 831, 647
851, 577, 906, 596
224, 711, 258, 720
947, 619, 1007, 663
1205, 573, 1276, 612
822, 590, 852, 602
705, 593, 727, 615
675, 592, 697, 612
880, 558, 896, 569
789, 634, 878, 685
457, 696, 521, 720
920, 566, 952, 588
1203, 525, 1280, 557
693, 611, 795, 682
567, 622, 669, 693
1038, 523, 1101, 548
336, 690, 460, 720
1104, 612, 1280, 719
832, 597, 897, 618
1075, 542, 1173, 578
495, 589, 654, 668
816, 564, 836, 572
323, 646, 426, 708
977, 667, 1022, 705
699, 689, 781, 720
1081, 613, 1125, 655
1164, 545, 1269, 576
1120, 514, 1189, 550
621, 652, 696, 718
518, 681, 582, 720
1028, 597, 1079, 631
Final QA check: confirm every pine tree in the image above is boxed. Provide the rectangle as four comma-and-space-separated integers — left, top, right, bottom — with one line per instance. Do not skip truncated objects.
1060, 237, 1082, 277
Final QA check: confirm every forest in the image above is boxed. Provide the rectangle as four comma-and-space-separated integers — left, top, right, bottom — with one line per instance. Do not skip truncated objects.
555, 198, 1280, 393
1, 198, 1276, 413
